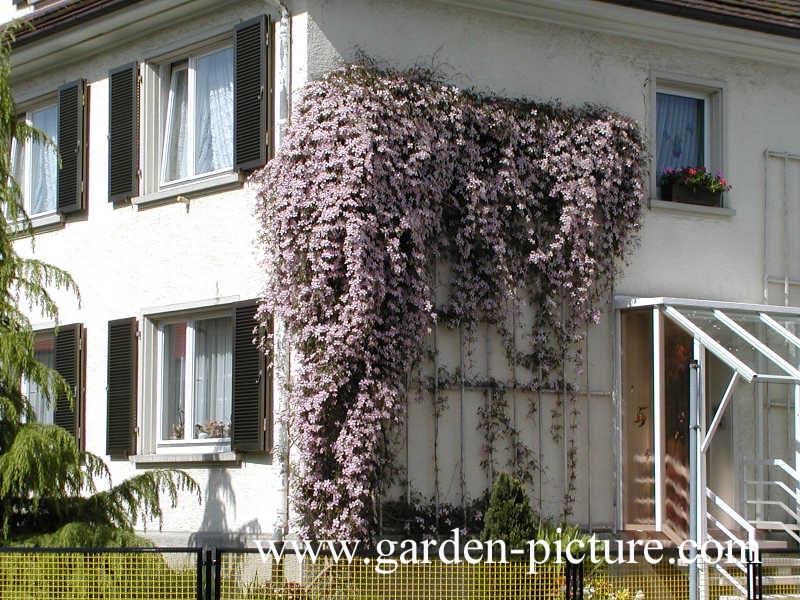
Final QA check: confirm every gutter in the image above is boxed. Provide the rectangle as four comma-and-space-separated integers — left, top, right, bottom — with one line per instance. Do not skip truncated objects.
11, 0, 147, 47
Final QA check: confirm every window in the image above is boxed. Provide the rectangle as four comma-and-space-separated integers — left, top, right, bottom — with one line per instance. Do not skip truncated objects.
133, 18, 269, 204
158, 313, 233, 445
160, 47, 234, 185
20, 324, 84, 444
12, 104, 58, 217
651, 76, 723, 207
656, 89, 709, 175
135, 301, 271, 459
23, 331, 56, 424
13, 81, 88, 219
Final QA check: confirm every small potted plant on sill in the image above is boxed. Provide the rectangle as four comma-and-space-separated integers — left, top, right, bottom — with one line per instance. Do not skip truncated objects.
659, 166, 731, 207
195, 419, 229, 439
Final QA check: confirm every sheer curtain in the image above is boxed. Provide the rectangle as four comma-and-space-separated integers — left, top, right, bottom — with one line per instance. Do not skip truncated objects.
194, 48, 233, 176
161, 322, 187, 440
29, 105, 58, 215
193, 316, 233, 439
26, 335, 55, 425
161, 65, 189, 183
656, 92, 704, 176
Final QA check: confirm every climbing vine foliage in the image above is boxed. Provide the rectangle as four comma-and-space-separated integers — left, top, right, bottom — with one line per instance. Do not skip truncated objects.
254, 64, 645, 540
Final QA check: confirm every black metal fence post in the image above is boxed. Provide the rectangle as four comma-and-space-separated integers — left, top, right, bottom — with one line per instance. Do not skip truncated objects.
747, 550, 762, 600
196, 548, 204, 600
565, 557, 584, 600
215, 549, 223, 600
205, 550, 213, 600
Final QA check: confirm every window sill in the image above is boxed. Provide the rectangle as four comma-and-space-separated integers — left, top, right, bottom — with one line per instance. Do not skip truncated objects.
129, 451, 241, 466
132, 172, 244, 208
649, 199, 735, 218
12, 212, 65, 236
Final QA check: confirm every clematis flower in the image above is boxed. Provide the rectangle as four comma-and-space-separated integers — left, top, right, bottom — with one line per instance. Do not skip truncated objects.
252, 63, 645, 539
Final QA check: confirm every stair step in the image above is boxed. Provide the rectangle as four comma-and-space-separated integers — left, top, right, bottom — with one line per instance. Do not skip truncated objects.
719, 596, 800, 600
763, 557, 800, 567
716, 575, 800, 586
758, 540, 791, 550
753, 521, 800, 531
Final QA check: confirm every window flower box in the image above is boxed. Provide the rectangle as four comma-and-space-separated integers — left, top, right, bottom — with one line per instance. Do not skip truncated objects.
660, 181, 721, 207
659, 167, 730, 208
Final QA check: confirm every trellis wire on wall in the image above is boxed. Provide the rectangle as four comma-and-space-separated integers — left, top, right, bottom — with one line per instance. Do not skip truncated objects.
403, 290, 612, 531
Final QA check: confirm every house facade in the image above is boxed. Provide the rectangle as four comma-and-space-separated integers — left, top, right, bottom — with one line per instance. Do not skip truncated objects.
8, 0, 800, 553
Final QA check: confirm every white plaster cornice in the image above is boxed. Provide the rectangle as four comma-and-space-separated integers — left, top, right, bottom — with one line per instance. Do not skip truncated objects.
9, 0, 257, 83
433, 0, 800, 68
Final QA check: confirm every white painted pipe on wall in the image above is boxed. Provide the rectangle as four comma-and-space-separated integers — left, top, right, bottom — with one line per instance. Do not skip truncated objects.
266, 0, 292, 542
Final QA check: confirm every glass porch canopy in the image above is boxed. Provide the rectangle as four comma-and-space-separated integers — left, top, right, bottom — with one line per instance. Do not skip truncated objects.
617, 297, 800, 385
615, 296, 800, 544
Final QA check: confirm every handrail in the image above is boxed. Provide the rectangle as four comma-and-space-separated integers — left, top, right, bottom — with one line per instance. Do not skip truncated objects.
745, 479, 800, 505
713, 561, 748, 595
746, 499, 800, 524
744, 458, 800, 485
742, 458, 800, 549
707, 515, 747, 573
707, 488, 757, 549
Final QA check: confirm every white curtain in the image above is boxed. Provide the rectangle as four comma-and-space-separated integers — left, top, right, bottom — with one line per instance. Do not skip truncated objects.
193, 316, 232, 438
162, 66, 189, 183
161, 322, 187, 440
11, 137, 25, 201
656, 92, 704, 176
194, 48, 233, 175
26, 338, 55, 425
29, 105, 58, 215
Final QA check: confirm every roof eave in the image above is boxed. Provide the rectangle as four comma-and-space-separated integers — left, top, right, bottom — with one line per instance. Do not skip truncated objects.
596, 0, 800, 41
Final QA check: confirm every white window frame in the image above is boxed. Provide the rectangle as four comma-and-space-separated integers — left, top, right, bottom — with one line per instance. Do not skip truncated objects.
11, 98, 58, 219
21, 326, 57, 425
140, 34, 237, 201
649, 71, 725, 206
150, 306, 235, 455
159, 46, 234, 187
656, 85, 711, 173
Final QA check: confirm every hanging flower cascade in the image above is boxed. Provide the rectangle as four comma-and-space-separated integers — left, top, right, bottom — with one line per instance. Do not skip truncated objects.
253, 65, 645, 540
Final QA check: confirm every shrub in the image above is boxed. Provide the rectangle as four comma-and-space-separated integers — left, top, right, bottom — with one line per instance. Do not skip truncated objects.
480, 472, 537, 548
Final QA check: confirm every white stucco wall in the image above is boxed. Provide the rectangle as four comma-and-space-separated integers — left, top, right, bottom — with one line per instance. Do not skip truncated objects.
293, 0, 800, 532
11, 0, 285, 547
11, 0, 800, 542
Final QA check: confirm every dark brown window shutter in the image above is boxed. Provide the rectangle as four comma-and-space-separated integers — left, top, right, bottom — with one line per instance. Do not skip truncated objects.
54, 323, 84, 446
234, 16, 269, 171
108, 64, 139, 203
57, 80, 87, 214
106, 318, 137, 457
231, 302, 271, 452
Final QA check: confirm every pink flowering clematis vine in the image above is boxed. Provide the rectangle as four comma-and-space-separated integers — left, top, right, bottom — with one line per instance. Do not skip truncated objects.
253, 65, 645, 540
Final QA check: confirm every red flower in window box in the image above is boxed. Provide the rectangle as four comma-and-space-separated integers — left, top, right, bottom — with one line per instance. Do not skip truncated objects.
660, 166, 731, 207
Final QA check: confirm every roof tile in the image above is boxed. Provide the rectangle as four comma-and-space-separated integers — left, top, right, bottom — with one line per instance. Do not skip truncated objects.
599, 0, 800, 38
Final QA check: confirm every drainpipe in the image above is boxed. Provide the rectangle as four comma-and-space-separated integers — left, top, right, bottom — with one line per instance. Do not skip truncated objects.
266, 0, 291, 542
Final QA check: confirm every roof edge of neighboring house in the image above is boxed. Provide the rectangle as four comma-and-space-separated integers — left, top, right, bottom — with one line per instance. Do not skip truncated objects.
8, 0, 147, 48
596, 0, 800, 40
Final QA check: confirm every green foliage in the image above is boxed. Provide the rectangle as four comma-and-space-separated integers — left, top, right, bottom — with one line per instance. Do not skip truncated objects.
480, 472, 537, 548
0, 25, 199, 546
381, 488, 490, 539
659, 166, 730, 194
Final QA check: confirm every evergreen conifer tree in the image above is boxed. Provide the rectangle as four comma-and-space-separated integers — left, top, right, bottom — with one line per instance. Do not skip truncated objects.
480, 472, 537, 548
0, 26, 198, 546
